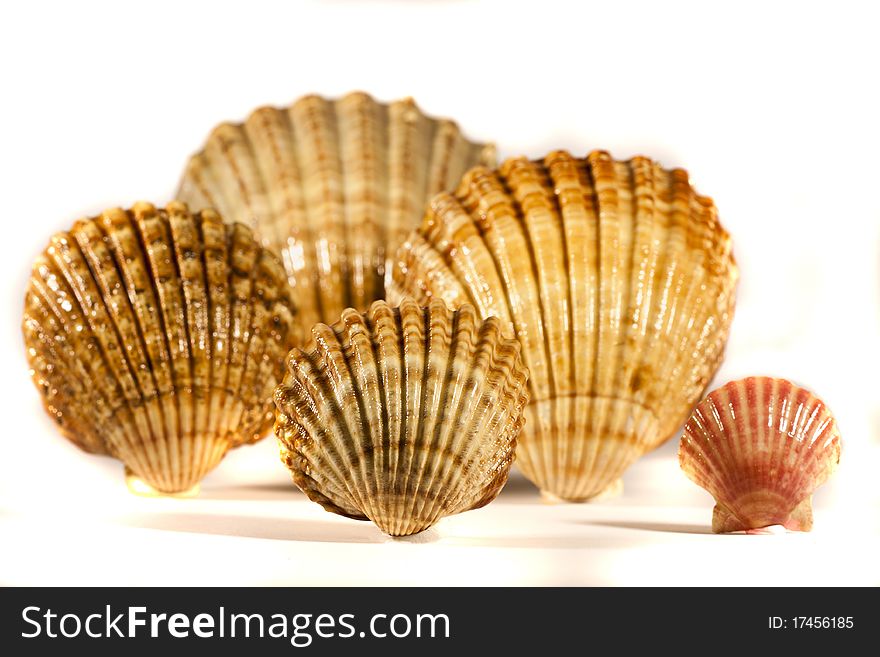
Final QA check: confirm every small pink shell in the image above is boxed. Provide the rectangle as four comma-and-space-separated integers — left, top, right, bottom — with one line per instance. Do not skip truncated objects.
679, 377, 841, 533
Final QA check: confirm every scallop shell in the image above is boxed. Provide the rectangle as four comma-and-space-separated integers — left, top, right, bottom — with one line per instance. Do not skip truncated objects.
177, 91, 495, 343
391, 150, 738, 501
679, 377, 841, 533
273, 298, 529, 536
23, 202, 297, 494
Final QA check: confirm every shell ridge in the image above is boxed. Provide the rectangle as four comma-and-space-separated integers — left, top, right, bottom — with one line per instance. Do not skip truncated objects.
598, 159, 656, 491
556, 154, 598, 492
403, 301, 446, 532
234, 232, 284, 447
132, 205, 197, 487
651, 172, 734, 441
144, 205, 200, 488
201, 212, 231, 443
407, 301, 460, 528
665, 270, 729, 438
782, 384, 822, 501
131, 204, 212, 490
289, 98, 339, 324
262, 106, 321, 329
204, 125, 261, 237
424, 196, 498, 316
297, 330, 372, 515
246, 298, 294, 442
686, 403, 728, 494
25, 271, 124, 455
425, 120, 455, 198
363, 305, 391, 507
277, 366, 365, 517
469, 167, 546, 377
414, 304, 492, 526
74, 218, 165, 440
217, 225, 250, 443
297, 324, 369, 517
441, 318, 515, 514
244, 108, 300, 288
221, 224, 262, 444
335, 309, 382, 523
637, 166, 681, 409
572, 154, 608, 493
466, 166, 553, 490
386, 98, 429, 264
645, 216, 700, 439
64, 225, 150, 415
545, 153, 580, 503
176, 156, 216, 218
619, 158, 658, 410
420, 305, 489, 522
168, 205, 216, 484
387, 304, 410, 522
607, 157, 636, 418
236, 253, 285, 430
63, 219, 163, 485
101, 210, 180, 488
356, 308, 388, 521
395, 300, 428, 533
712, 383, 742, 495
336, 95, 382, 311
767, 379, 785, 505
714, 390, 744, 494
44, 230, 154, 473
415, 303, 474, 523
591, 153, 637, 496
103, 211, 176, 483
371, 302, 403, 499
228, 255, 274, 447
501, 158, 566, 496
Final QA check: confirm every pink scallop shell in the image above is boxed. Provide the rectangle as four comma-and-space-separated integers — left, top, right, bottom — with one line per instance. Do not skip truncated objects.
679, 377, 841, 533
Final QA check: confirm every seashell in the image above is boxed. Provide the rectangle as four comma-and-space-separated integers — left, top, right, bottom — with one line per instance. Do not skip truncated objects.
177, 91, 495, 343
273, 298, 529, 536
23, 202, 297, 495
679, 377, 841, 533
390, 150, 738, 501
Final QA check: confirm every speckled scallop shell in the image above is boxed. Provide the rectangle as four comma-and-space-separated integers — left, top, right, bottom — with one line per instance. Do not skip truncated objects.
177, 91, 495, 343
273, 298, 529, 536
391, 150, 738, 501
679, 377, 841, 533
23, 202, 297, 494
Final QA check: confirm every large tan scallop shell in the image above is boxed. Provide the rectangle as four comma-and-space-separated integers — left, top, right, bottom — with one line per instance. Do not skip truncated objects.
177, 91, 495, 343
23, 202, 297, 494
679, 377, 841, 533
391, 150, 738, 501
273, 298, 529, 536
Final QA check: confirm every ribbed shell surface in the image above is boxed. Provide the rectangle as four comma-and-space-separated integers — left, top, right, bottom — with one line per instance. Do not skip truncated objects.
391, 150, 738, 501
274, 298, 529, 536
177, 91, 495, 342
679, 377, 841, 532
22, 202, 297, 493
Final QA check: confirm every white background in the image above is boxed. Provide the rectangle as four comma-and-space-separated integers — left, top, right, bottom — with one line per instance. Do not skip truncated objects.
1, 0, 878, 585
